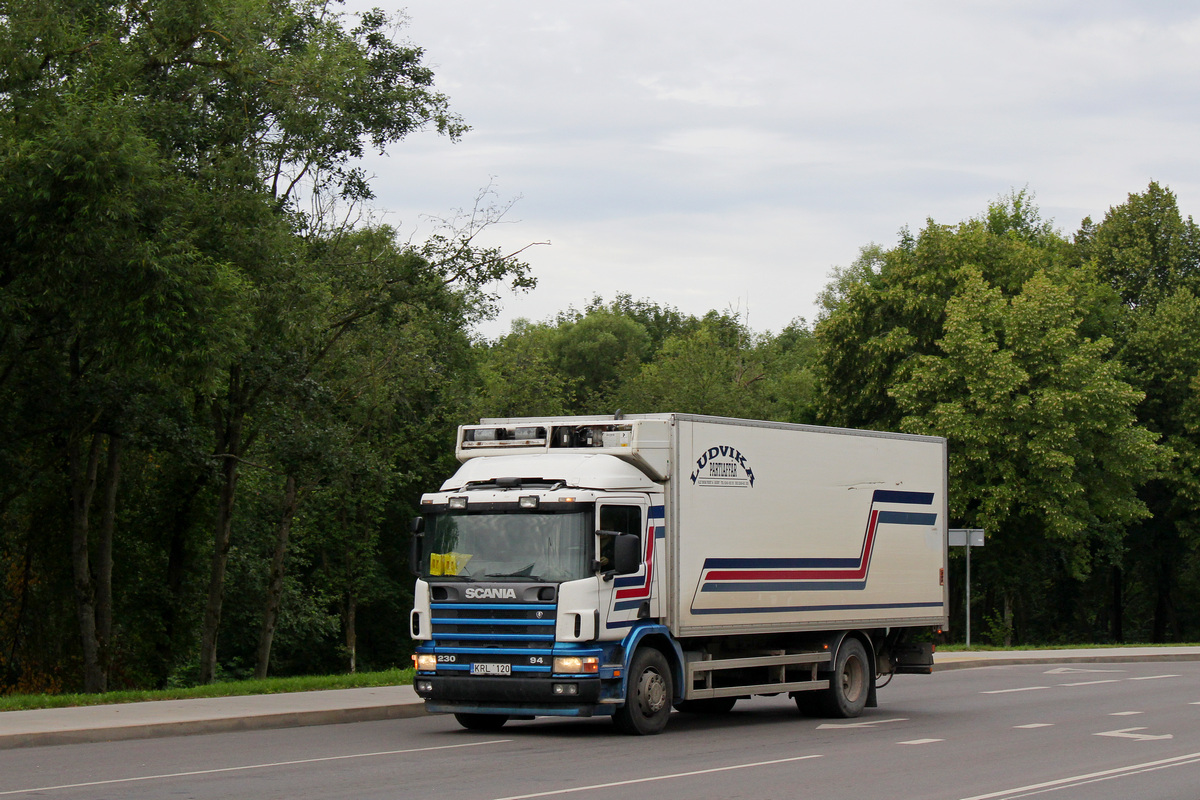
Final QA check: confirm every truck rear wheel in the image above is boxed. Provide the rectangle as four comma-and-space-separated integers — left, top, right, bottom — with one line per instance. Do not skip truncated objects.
818, 637, 870, 718
454, 713, 508, 731
613, 647, 673, 735
674, 697, 737, 714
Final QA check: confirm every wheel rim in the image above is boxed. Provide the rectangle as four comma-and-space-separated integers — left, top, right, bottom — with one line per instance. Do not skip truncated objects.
638, 668, 668, 715
841, 654, 865, 703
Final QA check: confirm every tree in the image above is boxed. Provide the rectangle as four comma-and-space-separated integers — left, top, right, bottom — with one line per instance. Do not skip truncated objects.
891, 269, 1159, 640
1083, 183, 1200, 642
816, 192, 1161, 643
0, 0, 536, 690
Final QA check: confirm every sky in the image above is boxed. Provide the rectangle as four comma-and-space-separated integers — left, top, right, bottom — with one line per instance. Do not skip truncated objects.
348, 1, 1200, 340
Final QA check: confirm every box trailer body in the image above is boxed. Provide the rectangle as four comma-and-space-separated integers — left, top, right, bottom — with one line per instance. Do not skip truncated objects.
409, 414, 948, 734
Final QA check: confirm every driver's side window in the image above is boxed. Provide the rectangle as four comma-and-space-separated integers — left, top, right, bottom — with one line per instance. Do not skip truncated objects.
598, 505, 643, 568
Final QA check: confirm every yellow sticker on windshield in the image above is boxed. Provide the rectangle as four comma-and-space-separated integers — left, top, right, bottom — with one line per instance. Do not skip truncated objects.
429, 552, 444, 576
443, 552, 458, 576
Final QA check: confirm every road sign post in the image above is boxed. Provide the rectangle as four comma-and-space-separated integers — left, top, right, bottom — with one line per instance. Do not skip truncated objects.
948, 529, 985, 647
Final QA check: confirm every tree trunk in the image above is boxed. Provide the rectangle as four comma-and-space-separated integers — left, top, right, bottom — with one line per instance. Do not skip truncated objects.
68, 431, 105, 693
255, 474, 299, 680
156, 474, 204, 688
344, 591, 357, 674
1110, 565, 1123, 643
1002, 591, 1014, 648
199, 366, 246, 685
96, 434, 121, 679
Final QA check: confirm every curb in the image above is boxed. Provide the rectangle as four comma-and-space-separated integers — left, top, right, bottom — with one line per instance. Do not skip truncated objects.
0, 702, 428, 751
933, 652, 1200, 671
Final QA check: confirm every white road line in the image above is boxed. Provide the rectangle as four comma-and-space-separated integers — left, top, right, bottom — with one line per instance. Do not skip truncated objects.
817, 717, 908, 729
898, 738, 944, 745
489, 755, 824, 800
956, 751, 1200, 800
1043, 667, 1124, 674
1129, 674, 1180, 681
982, 686, 1050, 694
1057, 679, 1120, 687
1109, 711, 1143, 716
0, 740, 510, 797
1013, 723, 1054, 729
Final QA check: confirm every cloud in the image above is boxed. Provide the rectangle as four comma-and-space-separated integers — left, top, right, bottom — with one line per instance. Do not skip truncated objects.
347, 0, 1200, 338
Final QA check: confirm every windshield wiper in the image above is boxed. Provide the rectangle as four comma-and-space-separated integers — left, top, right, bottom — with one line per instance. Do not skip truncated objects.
485, 564, 536, 578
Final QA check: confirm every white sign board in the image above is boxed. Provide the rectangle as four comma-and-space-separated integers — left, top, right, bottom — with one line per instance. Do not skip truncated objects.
948, 529, 985, 547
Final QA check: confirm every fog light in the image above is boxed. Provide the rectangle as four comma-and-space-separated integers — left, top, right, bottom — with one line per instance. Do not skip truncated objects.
416, 653, 437, 671
553, 656, 599, 674
416, 680, 433, 692
552, 683, 579, 695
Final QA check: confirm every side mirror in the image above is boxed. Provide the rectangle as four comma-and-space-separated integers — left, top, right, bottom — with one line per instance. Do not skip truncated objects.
612, 533, 641, 576
595, 530, 642, 580
409, 517, 425, 576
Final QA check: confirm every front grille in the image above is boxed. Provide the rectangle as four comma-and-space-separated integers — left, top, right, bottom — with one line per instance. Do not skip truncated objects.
430, 601, 557, 674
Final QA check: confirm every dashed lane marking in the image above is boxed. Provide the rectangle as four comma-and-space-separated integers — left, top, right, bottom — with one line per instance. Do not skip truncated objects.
1013, 723, 1054, 728
1058, 679, 1120, 687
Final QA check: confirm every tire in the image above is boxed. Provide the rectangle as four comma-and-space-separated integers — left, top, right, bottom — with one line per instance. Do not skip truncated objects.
792, 690, 823, 717
454, 713, 509, 731
819, 638, 870, 718
674, 697, 737, 714
613, 648, 673, 735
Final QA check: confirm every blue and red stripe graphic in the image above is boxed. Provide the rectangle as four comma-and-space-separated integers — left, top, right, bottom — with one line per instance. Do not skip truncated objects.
690, 489, 938, 613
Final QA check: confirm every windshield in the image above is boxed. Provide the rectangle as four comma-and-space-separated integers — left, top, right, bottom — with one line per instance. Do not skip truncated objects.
421, 509, 593, 582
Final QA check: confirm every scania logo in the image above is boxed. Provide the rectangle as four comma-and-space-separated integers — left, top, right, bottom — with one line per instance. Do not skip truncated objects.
464, 587, 517, 600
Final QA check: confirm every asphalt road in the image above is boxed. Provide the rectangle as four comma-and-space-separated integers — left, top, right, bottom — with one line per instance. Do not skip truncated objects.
3, 660, 1198, 799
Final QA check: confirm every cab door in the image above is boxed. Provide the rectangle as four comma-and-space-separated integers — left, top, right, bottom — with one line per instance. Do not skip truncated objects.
597, 496, 664, 636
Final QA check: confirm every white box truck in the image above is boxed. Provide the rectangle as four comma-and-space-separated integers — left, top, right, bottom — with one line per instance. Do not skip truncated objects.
409, 414, 947, 734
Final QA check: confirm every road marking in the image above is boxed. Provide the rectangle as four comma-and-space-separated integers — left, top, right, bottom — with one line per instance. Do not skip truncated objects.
1057, 679, 1120, 687
958, 752, 1200, 800
1109, 711, 1143, 716
1130, 674, 1180, 681
0, 740, 510, 797
1095, 727, 1173, 741
816, 717, 908, 729
1043, 667, 1124, 674
898, 738, 943, 745
489, 755, 824, 800
1013, 723, 1054, 729
982, 686, 1049, 694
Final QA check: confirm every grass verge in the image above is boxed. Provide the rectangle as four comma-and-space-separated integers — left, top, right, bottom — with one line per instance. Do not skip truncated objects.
0, 668, 415, 712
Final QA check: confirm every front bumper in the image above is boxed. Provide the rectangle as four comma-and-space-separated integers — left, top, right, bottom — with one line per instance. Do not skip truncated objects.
414, 675, 602, 704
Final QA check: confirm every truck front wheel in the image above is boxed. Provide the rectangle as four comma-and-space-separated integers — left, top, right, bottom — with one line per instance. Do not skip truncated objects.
613, 647, 673, 735
454, 713, 508, 731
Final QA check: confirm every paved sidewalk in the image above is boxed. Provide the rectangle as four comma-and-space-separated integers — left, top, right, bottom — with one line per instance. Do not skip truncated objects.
3, 647, 1199, 750
0, 685, 424, 750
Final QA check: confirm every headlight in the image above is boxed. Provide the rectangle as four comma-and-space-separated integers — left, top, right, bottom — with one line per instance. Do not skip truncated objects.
415, 653, 438, 671
553, 656, 599, 674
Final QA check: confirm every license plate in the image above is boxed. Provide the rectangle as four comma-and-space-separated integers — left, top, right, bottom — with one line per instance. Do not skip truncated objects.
471, 662, 511, 676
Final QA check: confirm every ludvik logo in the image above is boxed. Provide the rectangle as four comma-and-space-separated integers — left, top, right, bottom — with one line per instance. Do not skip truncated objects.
690, 445, 755, 487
